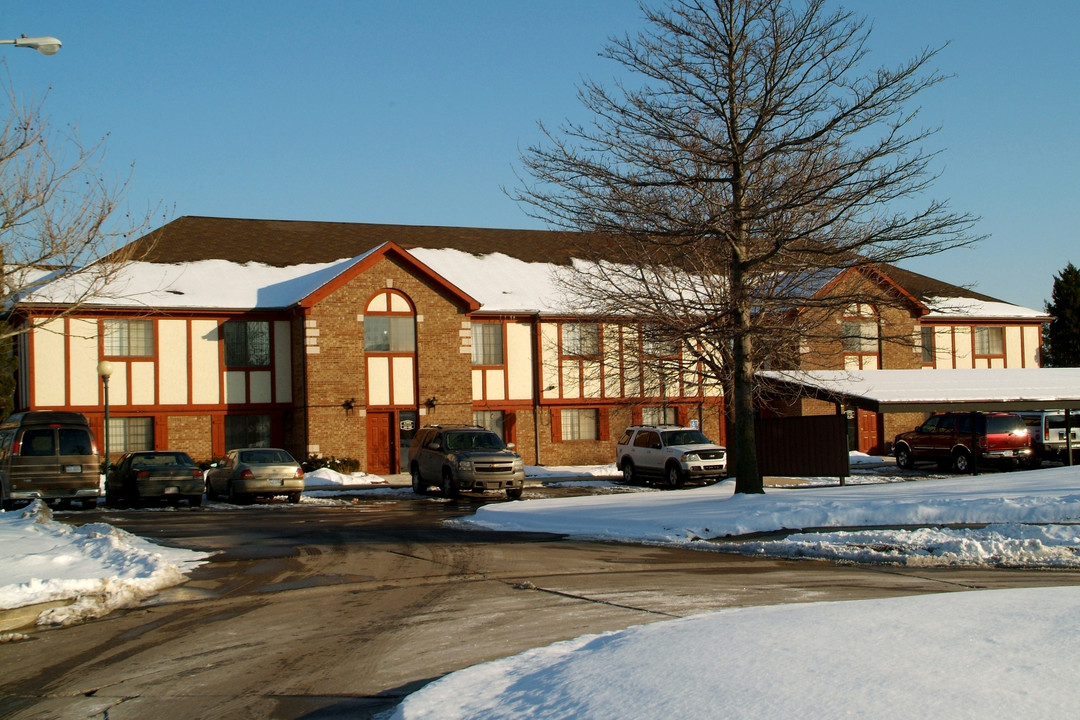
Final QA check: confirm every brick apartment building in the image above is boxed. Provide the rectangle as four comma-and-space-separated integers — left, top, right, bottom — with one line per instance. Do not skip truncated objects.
11, 216, 1050, 469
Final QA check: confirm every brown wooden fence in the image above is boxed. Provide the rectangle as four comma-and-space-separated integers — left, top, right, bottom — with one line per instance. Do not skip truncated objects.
755, 415, 850, 482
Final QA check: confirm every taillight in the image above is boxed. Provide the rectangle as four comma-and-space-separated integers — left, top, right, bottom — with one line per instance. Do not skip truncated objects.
978, 437, 988, 451
1045, 428, 1051, 441
137, 470, 149, 479
11, 438, 20, 454
241, 469, 255, 480
193, 469, 204, 479
294, 468, 304, 479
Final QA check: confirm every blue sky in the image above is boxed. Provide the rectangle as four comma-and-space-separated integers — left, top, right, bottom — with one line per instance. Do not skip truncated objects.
3, 1, 1077, 312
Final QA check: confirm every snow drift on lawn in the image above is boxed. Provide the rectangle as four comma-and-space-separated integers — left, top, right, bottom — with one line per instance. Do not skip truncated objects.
388, 585, 1080, 720
0, 501, 209, 626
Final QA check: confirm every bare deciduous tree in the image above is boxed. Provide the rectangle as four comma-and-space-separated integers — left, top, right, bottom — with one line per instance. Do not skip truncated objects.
515, 0, 980, 493
1, 74, 161, 341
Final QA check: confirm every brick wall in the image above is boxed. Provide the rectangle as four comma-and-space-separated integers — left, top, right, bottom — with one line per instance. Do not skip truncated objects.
301, 255, 473, 464
167, 414, 213, 462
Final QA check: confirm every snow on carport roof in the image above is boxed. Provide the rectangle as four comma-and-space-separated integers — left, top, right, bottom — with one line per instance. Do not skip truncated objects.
758, 369, 1080, 412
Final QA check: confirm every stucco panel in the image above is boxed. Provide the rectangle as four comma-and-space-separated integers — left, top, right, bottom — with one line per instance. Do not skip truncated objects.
158, 320, 189, 404
68, 318, 99, 406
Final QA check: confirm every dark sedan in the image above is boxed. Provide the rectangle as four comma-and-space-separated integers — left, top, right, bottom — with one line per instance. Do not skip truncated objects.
105, 451, 204, 506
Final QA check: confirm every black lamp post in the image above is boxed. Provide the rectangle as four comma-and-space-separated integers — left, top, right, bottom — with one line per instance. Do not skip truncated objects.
97, 360, 113, 470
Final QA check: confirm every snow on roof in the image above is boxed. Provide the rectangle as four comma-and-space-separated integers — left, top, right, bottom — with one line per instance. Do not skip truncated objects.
409, 247, 572, 313
18, 246, 1049, 320
760, 368, 1080, 411
923, 296, 1048, 319
21, 255, 372, 310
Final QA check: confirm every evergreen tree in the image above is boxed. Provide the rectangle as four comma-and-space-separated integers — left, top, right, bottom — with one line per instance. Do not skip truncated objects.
1045, 262, 1080, 367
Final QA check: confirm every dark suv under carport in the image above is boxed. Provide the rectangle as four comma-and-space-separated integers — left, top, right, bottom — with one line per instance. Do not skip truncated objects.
893, 411, 1032, 472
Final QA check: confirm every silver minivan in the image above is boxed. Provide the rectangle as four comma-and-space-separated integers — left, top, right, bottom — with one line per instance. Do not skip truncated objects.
0, 411, 101, 510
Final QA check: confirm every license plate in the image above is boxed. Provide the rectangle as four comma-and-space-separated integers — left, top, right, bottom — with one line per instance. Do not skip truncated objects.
164, 486, 179, 495
63, 464, 82, 473
1002, 450, 1014, 457
268, 479, 283, 486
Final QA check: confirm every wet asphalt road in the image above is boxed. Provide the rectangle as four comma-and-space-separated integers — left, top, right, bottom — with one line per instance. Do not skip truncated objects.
3, 485, 1079, 719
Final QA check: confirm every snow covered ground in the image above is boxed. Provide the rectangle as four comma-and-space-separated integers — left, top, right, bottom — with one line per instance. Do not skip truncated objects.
5, 461, 1080, 716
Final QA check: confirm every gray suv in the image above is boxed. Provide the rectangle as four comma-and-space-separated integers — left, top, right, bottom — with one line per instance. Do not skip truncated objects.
408, 424, 525, 499
616, 424, 727, 488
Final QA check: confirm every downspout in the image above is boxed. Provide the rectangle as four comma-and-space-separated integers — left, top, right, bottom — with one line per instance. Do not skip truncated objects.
532, 313, 543, 466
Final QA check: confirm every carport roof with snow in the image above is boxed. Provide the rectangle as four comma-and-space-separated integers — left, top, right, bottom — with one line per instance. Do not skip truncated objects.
758, 369, 1080, 413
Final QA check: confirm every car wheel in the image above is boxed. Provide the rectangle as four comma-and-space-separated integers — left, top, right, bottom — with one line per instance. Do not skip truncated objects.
287, 492, 301, 504
187, 494, 203, 507
506, 487, 523, 500
952, 449, 972, 473
82, 498, 98, 509
441, 470, 460, 499
1, 489, 11, 512
411, 466, 428, 495
620, 459, 638, 485
664, 464, 684, 489
227, 482, 248, 505
1021, 454, 1042, 470
895, 445, 914, 470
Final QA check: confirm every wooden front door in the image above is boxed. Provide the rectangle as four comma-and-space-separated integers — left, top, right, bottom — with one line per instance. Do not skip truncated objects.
367, 412, 393, 474
857, 409, 881, 455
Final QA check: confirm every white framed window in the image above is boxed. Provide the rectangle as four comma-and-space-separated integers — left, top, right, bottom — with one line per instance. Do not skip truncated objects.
974, 326, 1004, 356
642, 406, 678, 425
560, 408, 599, 441
108, 417, 154, 454
562, 323, 600, 357
471, 323, 504, 365
103, 319, 154, 357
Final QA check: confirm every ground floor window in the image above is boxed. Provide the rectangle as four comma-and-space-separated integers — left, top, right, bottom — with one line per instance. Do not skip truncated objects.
473, 410, 505, 440
108, 417, 154, 454
225, 414, 271, 450
560, 408, 599, 441
642, 406, 678, 426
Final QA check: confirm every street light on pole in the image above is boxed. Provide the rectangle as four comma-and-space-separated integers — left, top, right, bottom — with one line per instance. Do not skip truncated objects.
0, 35, 62, 55
97, 361, 113, 472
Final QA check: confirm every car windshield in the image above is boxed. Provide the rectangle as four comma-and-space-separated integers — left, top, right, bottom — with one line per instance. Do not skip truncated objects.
661, 430, 711, 446
445, 432, 505, 451
239, 449, 296, 464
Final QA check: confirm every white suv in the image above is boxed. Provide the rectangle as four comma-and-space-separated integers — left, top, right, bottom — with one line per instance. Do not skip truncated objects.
616, 424, 727, 488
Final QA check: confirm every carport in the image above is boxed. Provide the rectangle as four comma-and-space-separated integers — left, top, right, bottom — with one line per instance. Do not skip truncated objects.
757, 368, 1080, 476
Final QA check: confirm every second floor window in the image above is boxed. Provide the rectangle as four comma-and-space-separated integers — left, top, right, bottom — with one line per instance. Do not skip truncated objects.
364, 316, 416, 352
921, 326, 936, 365
224, 320, 270, 366
563, 323, 600, 357
104, 319, 153, 357
974, 326, 1004, 356
471, 323, 504, 365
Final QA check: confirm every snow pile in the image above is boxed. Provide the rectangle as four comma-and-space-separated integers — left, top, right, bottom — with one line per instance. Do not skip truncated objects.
304, 466, 387, 487
388, 585, 1080, 719
0, 501, 209, 626
464, 465, 1080, 555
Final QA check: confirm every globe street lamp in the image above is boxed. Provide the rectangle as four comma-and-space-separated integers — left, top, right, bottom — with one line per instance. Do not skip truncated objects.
0, 35, 62, 55
97, 360, 113, 471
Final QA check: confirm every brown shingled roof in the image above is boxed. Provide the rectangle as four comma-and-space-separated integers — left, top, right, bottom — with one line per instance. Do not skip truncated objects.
130, 216, 583, 267
128, 217, 1018, 309
875, 263, 1004, 304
